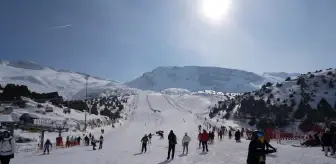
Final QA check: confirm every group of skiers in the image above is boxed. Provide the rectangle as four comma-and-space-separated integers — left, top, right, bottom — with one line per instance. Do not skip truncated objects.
321, 128, 336, 156
83, 133, 104, 150
140, 130, 192, 160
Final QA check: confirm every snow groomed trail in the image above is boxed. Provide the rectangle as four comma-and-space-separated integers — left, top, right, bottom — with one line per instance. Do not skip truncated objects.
13, 92, 335, 164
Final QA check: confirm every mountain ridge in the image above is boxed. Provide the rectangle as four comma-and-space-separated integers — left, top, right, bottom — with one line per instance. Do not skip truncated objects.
126, 66, 300, 93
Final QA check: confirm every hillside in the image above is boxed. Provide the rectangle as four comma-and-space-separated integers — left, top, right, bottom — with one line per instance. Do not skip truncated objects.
126, 66, 298, 93
208, 68, 336, 132
0, 60, 115, 99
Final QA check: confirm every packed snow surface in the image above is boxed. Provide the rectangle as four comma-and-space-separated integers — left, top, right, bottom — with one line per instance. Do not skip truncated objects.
13, 91, 334, 164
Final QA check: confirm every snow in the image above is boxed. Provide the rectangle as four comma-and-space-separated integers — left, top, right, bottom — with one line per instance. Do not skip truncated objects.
126, 66, 295, 93
12, 91, 335, 164
0, 60, 114, 99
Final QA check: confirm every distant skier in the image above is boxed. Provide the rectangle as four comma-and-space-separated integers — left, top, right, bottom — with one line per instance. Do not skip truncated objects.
235, 130, 241, 142
218, 130, 223, 140
167, 130, 177, 160
77, 136, 81, 146
182, 133, 191, 155
198, 132, 202, 149
84, 136, 89, 146
141, 134, 149, 153
198, 125, 202, 132
148, 133, 152, 144
91, 136, 97, 150
99, 135, 104, 149
200, 129, 209, 152
43, 139, 52, 154
229, 130, 232, 139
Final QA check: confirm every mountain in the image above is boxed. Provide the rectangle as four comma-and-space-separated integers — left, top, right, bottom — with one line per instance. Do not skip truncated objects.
209, 68, 336, 132
126, 66, 296, 93
262, 72, 300, 81
0, 60, 115, 99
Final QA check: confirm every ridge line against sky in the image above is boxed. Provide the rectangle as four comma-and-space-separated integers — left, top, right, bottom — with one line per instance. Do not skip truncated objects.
0, 0, 335, 82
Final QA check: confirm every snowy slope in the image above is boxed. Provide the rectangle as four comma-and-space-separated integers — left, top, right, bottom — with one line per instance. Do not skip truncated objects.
126, 66, 297, 93
13, 91, 335, 164
0, 60, 115, 99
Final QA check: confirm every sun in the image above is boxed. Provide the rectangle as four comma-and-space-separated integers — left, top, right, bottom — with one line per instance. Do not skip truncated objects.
200, 0, 232, 22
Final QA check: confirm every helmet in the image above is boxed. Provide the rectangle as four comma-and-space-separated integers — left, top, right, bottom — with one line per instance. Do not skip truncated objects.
252, 130, 264, 140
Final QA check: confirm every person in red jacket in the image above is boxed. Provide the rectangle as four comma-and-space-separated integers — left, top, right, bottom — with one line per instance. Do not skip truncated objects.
200, 129, 209, 152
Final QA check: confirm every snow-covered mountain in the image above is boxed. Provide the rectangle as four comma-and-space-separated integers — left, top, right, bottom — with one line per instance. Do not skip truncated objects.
126, 66, 298, 93
0, 60, 115, 99
208, 68, 336, 132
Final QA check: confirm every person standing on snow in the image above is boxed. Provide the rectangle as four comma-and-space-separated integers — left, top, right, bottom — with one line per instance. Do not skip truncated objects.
167, 130, 177, 160
218, 130, 223, 140
235, 130, 241, 142
0, 130, 15, 164
247, 131, 277, 164
322, 128, 334, 156
43, 139, 52, 154
84, 135, 89, 146
99, 135, 104, 149
182, 133, 191, 154
229, 130, 232, 139
77, 136, 81, 146
148, 133, 152, 144
141, 134, 149, 153
200, 129, 209, 152
91, 136, 97, 150
198, 132, 202, 149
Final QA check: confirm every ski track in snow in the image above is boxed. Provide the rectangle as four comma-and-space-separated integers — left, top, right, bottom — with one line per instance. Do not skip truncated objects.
13, 92, 335, 164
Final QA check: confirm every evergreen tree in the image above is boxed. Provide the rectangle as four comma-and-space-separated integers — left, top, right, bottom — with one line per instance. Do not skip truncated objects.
317, 98, 336, 118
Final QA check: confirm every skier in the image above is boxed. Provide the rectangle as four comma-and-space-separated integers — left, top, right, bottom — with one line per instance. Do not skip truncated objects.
84, 135, 89, 146
229, 130, 232, 139
91, 136, 97, 150
0, 130, 15, 164
322, 128, 334, 156
235, 130, 241, 142
43, 139, 52, 154
99, 135, 104, 149
200, 129, 209, 152
182, 132, 191, 155
77, 136, 82, 146
209, 131, 215, 144
198, 132, 202, 149
247, 131, 277, 164
141, 134, 148, 153
218, 130, 223, 140
167, 130, 177, 160
198, 125, 201, 132
148, 133, 152, 144
66, 136, 70, 147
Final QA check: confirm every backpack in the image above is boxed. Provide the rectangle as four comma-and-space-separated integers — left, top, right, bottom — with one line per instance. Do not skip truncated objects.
2, 138, 12, 147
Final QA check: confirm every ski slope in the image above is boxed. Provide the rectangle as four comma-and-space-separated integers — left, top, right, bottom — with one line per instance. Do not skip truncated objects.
12, 92, 335, 164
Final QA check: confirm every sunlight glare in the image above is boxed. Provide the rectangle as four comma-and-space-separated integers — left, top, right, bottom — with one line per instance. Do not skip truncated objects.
200, 0, 232, 22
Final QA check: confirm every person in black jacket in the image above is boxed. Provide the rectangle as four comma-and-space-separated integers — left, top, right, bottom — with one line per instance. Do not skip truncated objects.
43, 139, 52, 154
167, 130, 177, 160
141, 134, 149, 153
247, 131, 277, 164
322, 128, 334, 156
235, 130, 241, 142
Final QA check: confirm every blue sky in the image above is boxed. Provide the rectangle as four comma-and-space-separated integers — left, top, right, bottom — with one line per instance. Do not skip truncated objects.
1, 0, 335, 82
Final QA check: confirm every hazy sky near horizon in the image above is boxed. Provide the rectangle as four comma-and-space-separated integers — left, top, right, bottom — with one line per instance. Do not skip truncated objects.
1, 0, 335, 82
